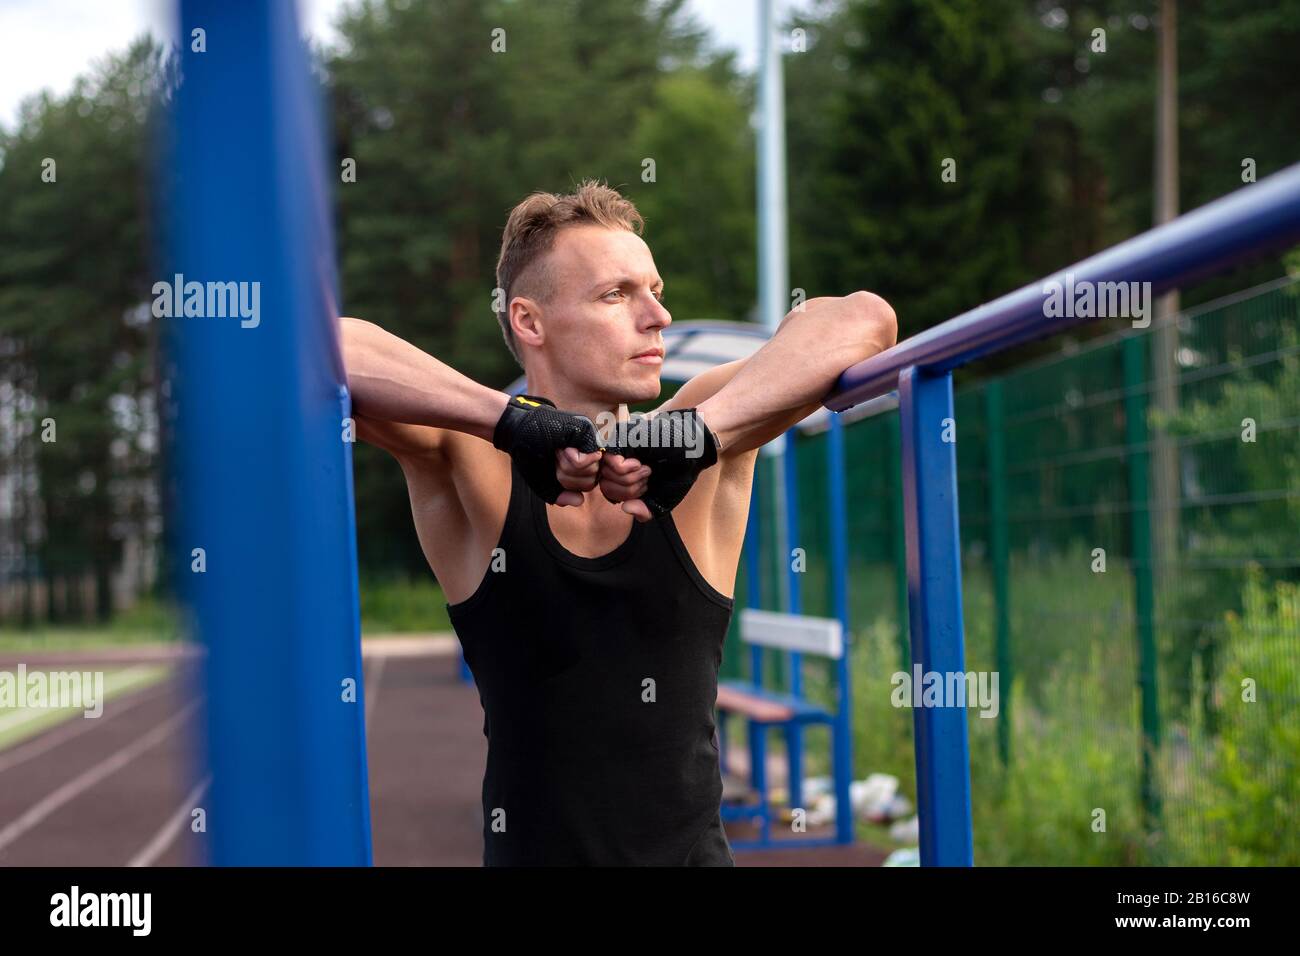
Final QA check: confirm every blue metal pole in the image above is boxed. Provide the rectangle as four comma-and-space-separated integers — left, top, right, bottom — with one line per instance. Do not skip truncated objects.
827, 412, 854, 844
898, 367, 974, 866
782, 428, 803, 626
167, 0, 371, 865
781, 427, 805, 813
746, 458, 764, 680
726, 456, 765, 781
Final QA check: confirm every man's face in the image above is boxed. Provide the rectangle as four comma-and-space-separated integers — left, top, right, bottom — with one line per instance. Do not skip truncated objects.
531, 224, 671, 406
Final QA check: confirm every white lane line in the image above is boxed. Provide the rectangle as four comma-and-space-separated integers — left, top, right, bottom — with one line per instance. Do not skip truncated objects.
0, 680, 176, 777
0, 701, 199, 855
126, 775, 212, 868
365, 655, 387, 737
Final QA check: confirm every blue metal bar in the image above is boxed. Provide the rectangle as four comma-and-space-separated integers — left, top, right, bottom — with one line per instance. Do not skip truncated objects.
782, 429, 804, 655
827, 162, 1300, 411
781, 427, 805, 812
898, 367, 974, 866
826, 412, 854, 844
167, 0, 371, 865
741, 456, 772, 838
746, 458, 764, 684
749, 724, 772, 844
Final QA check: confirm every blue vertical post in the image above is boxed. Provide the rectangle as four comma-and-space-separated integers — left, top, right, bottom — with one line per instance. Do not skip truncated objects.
827, 413, 854, 844
746, 462, 763, 654
722, 461, 765, 778
898, 367, 974, 866
781, 428, 806, 812
167, 0, 372, 864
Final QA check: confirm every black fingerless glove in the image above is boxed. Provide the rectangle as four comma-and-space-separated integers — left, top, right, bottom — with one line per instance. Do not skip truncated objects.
492, 394, 601, 504
606, 408, 719, 517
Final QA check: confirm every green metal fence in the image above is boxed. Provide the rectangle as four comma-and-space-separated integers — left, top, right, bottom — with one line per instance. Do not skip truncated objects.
729, 277, 1300, 865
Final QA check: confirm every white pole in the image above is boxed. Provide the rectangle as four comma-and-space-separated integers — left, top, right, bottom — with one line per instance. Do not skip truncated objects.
757, 0, 791, 612
758, 0, 789, 338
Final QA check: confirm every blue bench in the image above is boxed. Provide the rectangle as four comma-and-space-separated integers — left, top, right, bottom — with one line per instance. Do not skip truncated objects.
715, 608, 854, 849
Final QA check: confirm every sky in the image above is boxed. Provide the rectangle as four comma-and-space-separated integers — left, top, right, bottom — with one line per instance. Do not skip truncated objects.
0, 0, 786, 131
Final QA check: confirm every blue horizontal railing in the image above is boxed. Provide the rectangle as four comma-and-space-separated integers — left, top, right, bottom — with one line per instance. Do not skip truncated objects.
821, 161, 1300, 866
828, 162, 1300, 411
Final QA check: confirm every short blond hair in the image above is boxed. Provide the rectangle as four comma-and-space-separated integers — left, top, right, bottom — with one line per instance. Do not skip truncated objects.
495, 180, 644, 367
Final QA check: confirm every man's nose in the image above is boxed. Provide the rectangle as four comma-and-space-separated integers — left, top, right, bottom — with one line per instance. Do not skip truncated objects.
643, 295, 671, 330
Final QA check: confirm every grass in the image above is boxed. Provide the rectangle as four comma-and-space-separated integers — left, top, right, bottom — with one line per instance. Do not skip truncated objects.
0, 597, 183, 652
358, 576, 451, 633
751, 551, 1299, 865
0, 578, 454, 651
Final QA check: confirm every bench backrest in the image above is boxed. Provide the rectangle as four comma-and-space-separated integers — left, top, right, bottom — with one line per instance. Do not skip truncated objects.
738, 609, 844, 659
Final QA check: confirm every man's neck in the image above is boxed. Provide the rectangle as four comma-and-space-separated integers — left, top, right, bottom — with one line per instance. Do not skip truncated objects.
523, 379, 627, 440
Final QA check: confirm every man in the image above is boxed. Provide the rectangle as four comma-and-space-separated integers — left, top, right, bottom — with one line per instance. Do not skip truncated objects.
341, 180, 896, 865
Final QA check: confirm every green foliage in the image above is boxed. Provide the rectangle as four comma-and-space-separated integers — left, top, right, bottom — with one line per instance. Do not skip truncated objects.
1166, 574, 1300, 864
0, 595, 180, 650
358, 576, 451, 633
1151, 317, 1300, 722
1067, 0, 1300, 303
971, 650, 1151, 866
629, 70, 756, 322
814, 559, 1298, 865
0, 38, 168, 622
846, 616, 917, 800
792, 0, 1049, 338
1156, 323, 1300, 550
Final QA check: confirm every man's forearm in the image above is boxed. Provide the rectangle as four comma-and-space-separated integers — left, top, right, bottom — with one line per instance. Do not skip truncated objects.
340, 316, 508, 443
694, 292, 897, 455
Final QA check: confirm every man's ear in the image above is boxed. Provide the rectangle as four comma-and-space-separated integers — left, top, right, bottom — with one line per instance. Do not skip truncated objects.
509, 297, 544, 349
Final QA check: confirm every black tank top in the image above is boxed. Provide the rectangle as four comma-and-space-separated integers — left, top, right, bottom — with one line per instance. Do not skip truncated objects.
446, 461, 736, 866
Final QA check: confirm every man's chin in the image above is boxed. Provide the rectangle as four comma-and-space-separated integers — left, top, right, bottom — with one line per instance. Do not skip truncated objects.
597, 368, 658, 404
623, 376, 662, 404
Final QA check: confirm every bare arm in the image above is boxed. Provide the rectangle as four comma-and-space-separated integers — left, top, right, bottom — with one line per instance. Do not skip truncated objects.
340, 316, 509, 460
655, 359, 747, 413
692, 292, 897, 456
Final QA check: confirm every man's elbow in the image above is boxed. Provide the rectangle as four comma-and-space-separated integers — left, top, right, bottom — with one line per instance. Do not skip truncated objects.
850, 290, 897, 353
819, 291, 896, 368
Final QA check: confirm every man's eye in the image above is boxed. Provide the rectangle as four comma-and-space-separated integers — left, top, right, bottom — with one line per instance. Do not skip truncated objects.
603, 290, 622, 300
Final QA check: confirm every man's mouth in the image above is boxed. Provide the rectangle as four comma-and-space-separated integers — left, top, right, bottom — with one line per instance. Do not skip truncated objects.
631, 348, 664, 365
